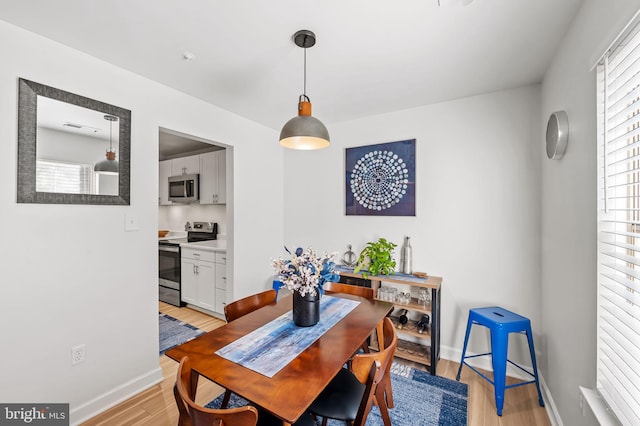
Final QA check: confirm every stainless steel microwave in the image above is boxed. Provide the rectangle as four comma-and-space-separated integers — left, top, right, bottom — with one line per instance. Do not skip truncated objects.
168, 174, 199, 203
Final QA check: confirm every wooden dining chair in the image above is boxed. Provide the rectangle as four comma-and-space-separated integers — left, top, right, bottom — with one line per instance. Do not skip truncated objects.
175, 356, 315, 426
224, 289, 277, 323
324, 281, 378, 353
221, 289, 277, 408
308, 317, 398, 426
324, 281, 396, 412
323, 281, 374, 299
375, 314, 398, 413
174, 356, 259, 426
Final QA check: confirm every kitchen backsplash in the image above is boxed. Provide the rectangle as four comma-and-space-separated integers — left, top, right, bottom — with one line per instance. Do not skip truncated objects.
159, 204, 227, 238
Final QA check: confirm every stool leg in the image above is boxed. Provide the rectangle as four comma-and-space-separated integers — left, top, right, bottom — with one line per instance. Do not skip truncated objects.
526, 329, 545, 407
456, 318, 474, 381
490, 329, 508, 416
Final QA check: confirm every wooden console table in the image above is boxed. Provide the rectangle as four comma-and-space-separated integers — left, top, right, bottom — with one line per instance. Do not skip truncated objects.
337, 266, 442, 375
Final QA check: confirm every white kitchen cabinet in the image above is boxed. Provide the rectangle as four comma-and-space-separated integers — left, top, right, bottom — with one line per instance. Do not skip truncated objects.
181, 248, 216, 312
180, 257, 198, 304
216, 151, 226, 203
159, 159, 173, 205
199, 150, 226, 204
171, 154, 200, 176
215, 289, 226, 315
214, 252, 227, 313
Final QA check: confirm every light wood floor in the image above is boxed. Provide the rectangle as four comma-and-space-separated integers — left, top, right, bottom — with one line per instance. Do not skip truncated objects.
82, 302, 551, 426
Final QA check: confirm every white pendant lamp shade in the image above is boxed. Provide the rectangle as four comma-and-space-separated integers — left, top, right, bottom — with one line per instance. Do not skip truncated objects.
95, 114, 118, 174
279, 30, 330, 150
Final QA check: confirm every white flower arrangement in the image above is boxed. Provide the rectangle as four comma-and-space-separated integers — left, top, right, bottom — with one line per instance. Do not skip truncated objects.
272, 246, 339, 297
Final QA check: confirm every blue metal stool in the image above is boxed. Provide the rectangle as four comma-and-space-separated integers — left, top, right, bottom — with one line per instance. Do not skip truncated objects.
455, 306, 544, 416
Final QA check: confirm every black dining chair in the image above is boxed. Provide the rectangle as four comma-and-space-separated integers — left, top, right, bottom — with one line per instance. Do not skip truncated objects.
308, 317, 398, 426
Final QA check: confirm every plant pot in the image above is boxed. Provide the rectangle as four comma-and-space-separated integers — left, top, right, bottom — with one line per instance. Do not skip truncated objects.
292, 291, 320, 327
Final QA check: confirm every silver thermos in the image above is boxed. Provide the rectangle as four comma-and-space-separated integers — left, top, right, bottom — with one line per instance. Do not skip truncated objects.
401, 236, 412, 274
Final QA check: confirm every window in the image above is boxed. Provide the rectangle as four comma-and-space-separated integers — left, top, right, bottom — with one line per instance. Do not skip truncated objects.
596, 19, 640, 426
36, 160, 94, 194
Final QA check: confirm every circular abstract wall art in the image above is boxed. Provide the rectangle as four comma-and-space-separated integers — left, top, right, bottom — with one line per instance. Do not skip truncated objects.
349, 150, 409, 211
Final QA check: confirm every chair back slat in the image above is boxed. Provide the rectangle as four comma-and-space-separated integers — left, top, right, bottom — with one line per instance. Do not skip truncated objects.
324, 281, 374, 299
224, 289, 277, 322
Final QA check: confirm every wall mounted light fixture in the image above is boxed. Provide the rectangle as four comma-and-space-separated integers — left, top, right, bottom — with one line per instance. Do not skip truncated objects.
279, 29, 330, 150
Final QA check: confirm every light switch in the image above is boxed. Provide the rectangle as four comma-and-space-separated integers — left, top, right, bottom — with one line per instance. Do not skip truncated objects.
125, 212, 140, 231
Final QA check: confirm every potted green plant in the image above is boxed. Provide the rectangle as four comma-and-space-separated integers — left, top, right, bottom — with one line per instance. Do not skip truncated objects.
354, 238, 397, 278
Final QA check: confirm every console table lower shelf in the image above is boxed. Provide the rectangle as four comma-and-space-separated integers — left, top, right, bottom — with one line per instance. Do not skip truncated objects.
337, 265, 442, 375
371, 316, 433, 367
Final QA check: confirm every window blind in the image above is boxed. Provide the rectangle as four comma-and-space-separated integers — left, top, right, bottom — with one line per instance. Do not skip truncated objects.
597, 20, 640, 426
36, 160, 93, 194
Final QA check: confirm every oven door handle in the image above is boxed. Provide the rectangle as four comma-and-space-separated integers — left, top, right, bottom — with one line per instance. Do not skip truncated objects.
159, 245, 180, 253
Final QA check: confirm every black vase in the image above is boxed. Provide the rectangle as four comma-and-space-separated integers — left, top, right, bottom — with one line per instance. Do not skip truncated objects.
292, 291, 320, 327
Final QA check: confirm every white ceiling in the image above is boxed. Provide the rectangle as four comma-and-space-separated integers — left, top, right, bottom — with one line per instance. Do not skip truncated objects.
0, 0, 584, 131
159, 129, 222, 161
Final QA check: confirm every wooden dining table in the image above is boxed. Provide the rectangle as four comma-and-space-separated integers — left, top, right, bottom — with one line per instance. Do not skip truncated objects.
165, 293, 393, 426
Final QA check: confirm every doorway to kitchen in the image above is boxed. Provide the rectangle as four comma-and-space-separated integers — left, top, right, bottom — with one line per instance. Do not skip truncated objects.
158, 127, 232, 318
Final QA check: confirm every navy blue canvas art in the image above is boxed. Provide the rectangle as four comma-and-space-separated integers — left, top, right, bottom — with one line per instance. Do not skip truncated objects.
345, 139, 416, 216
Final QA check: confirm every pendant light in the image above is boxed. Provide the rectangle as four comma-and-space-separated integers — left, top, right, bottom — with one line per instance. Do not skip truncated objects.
94, 114, 119, 173
279, 29, 330, 150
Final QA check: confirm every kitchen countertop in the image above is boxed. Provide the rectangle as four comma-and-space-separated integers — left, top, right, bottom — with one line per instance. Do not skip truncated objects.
180, 239, 226, 252
159, 231, 187, 240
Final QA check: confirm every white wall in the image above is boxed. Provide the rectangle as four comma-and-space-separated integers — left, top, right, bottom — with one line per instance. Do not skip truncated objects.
540, 0, 640, 425
38, 127, 106, 164
0, 19, 282, 424
283, 85, 542, 364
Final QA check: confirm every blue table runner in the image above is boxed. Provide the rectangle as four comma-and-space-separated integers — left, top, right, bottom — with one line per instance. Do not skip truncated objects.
215, 295, 360, 377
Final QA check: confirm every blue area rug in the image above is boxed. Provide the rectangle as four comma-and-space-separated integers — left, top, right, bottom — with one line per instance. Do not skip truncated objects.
159, 313, 205, 355
206, 362, 468, 426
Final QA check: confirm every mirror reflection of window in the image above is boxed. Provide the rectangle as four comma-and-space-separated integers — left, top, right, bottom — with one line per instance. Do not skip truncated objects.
36, 160, 93, 194
36, 96, 119, 196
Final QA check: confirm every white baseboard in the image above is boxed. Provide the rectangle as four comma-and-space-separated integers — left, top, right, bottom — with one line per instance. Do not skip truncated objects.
70, 367, 163, 425
439, 344, 563, 425
542, 375, 563, 426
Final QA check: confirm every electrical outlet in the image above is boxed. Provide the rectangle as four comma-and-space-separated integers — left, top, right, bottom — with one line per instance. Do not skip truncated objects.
71, 344, 85, 365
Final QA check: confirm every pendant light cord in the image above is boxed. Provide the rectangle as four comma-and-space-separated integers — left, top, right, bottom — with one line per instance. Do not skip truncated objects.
303, 46, 307, 97
109, 119, 113, 151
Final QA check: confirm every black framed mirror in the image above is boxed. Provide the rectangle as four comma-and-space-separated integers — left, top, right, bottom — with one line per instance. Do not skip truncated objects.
17, 78, 131, 205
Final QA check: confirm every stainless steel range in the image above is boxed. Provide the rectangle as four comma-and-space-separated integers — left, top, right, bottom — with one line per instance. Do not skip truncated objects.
158, 222, 218, 306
